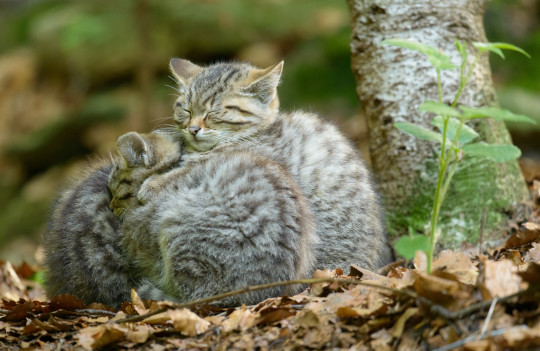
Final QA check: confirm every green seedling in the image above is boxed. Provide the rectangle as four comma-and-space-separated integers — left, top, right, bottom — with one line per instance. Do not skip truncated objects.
382, 38, 535, 273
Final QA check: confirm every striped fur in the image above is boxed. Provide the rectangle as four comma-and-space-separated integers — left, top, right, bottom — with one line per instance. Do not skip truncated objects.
171, 59, 393, 271
110, 132, 317, 305
43, 161, 135, 306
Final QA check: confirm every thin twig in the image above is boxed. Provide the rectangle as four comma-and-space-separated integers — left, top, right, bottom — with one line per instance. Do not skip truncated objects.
420, 289, 529, 321
432, 325, 523, 351
73, 309, 118, 317
29, 308, 118, 321
479, 297, 498, 340
115, 278, 534, 326
115, 277, 417, 324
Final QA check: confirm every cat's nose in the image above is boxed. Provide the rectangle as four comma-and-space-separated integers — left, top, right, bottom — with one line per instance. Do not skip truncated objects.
188, 126, 201, 136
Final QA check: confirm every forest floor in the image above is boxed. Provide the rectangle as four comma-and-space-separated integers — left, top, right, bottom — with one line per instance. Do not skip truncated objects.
0, 164, 539, 350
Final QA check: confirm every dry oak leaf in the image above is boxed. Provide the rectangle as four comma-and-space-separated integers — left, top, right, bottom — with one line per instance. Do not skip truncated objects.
505, 228, 540, 249
463, 339, 494, 351
503, 325, 540, 349
221, 306, 259, 333
310, 268, 340, 296
432, 250, 478, 285
126, 324, 154, 344
414, 250, 428, 272
480, 258, 524, 299
527, 242, 540, 262
517, 262, 540, 286
390, 307, 418, 338
413, 272, 472, 310
75, 324, 128, 350
144, 308, 210, 336
130, 289, 148, 315
0, 262, 26, 301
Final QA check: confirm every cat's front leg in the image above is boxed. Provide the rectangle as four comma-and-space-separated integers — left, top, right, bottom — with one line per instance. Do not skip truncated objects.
136, 278, 178, 302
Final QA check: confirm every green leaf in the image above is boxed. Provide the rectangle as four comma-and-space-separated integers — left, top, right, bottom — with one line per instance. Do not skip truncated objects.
431, 116, 478, 144
473, 42, 505, 59
394, 234, 430, 260
394, 122, 443, 143
473, 42, 531, 59
382, 38, 458, 70
419, 101, 461, 117
462, 142, 521, 162
460, 106, 536, 124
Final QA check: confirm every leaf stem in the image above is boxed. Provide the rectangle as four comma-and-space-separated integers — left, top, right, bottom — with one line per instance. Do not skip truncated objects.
437, 69, 443, 103
452, 51, 482, 107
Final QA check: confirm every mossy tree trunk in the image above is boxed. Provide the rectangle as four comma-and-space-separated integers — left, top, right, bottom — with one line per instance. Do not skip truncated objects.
347, 0, 530, 250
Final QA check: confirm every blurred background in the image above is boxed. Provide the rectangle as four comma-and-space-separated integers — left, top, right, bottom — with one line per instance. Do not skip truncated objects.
0, 0, 538, 265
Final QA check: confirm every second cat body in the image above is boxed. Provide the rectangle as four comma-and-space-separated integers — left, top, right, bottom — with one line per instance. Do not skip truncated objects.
109, 132, 317, 305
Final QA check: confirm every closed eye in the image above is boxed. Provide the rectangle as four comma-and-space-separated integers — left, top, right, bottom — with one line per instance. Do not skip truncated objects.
117, 193, 131, 201
216, 120, 250, 125
225, 105, 254, 116
204, 110, 219, 120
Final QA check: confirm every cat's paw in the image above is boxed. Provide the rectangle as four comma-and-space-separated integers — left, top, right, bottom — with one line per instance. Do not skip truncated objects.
136, 279, 176, 302
136, 186, 152, 204
137, 178, 160, 204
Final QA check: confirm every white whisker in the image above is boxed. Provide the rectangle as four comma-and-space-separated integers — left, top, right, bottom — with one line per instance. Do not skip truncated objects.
165, 84, 182, 93
168, 75, 181, 86
108, 152, 117, 167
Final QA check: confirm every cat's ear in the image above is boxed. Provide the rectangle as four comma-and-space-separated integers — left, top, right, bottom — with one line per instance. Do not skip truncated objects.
116, 132, 154, 168
170, 58, 203, 90
243, 61, 283, 104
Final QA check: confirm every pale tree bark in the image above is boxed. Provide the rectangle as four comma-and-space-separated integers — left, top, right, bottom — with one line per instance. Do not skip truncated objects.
347, 0, 530, 250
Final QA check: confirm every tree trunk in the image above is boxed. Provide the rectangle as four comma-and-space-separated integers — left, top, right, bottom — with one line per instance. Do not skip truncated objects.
347, 0, 530, 251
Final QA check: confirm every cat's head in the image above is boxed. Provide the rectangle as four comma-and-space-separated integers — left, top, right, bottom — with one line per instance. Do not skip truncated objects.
108, 131, 181, 216
170, 59, 283, 152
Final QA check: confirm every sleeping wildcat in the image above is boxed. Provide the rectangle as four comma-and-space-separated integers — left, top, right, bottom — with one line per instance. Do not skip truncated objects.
108, 131, 317, 305
168, 59, 393, 271
43, 58, 391, 307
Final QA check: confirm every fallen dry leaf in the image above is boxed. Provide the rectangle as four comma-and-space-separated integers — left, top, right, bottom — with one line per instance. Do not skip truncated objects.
503, 324, 540, 349
168, 308, 211, 336
527, 242, 540, 262
131, 289, 148, 315
480, 258, 523, 299
463, 339, 493, 351
294, 309, 321, 328
49, 294, 85, 311
414, 250, 428, 272
523, 222, 540, 231
221, 307, 258, 333
413, 272, 472, 310
433, 250, 478, 285
310, 268, 340, 296
75, 324, 127, 350
505, 230, 540, 249
0, 262, 26, 301
126, 324, 154, 344
517, 262, 540, 286
390, 307, 418, 338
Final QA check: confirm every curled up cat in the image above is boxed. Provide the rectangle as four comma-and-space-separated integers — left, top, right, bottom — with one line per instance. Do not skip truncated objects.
43, 58, 392, 308
108, 131, 318, 305
169, 59, 393, 271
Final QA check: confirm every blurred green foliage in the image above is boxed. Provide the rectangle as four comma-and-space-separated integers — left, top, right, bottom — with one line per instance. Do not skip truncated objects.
0, 0, 356, 113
